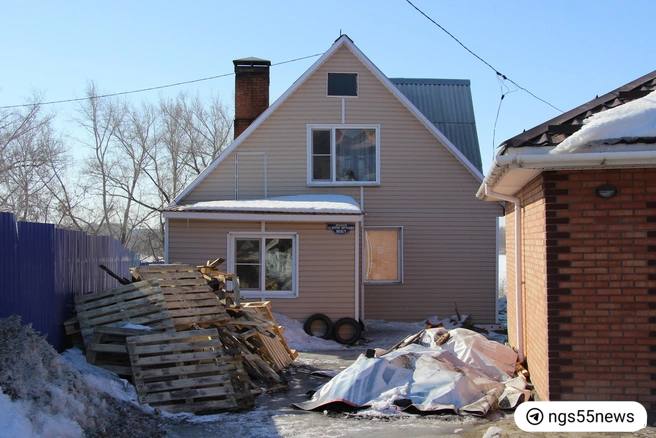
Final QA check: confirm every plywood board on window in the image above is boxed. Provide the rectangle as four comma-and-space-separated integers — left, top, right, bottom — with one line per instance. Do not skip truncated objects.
366, 229, 399, 282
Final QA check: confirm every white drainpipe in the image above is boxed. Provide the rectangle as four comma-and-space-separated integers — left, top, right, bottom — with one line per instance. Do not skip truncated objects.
485, 184, 525, 362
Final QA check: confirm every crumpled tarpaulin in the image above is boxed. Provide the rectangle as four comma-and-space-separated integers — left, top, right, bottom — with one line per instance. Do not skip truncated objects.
294, 328, 529, 415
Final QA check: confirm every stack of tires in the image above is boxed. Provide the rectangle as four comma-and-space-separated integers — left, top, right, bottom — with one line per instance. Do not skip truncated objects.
303, 314, 363, 345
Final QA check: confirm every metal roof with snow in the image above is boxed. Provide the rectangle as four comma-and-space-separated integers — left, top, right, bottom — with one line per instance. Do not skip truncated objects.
391, 78, 482, 172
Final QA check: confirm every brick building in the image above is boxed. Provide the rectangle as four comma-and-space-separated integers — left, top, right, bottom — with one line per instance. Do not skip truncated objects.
478, 70, 656, 416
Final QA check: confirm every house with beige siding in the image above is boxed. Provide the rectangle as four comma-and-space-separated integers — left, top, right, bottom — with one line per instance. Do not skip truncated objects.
164, 35, 501, 324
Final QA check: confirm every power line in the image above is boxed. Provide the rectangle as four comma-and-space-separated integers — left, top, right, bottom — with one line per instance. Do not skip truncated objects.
492, 73, 519, 151
0, 52, 323, 110
404, 0, 564, 113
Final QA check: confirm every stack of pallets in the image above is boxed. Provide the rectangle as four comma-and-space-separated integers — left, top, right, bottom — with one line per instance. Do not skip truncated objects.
131, 265, 231, 329
68, 263, 298, 414
127, 329, 253, 412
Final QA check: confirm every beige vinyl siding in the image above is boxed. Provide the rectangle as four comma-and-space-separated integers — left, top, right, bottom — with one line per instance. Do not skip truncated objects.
236, 152, 266, 199
168, 220, 355, 320
176, 45, 501, 322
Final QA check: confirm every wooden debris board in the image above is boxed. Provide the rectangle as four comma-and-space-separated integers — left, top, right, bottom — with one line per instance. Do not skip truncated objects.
241, 301, 298, 361
241, 330, 294, 372
75, 281, 174, 344
132, 265, 231, 329
126, 329, 253, 413
86, 326, 150, 379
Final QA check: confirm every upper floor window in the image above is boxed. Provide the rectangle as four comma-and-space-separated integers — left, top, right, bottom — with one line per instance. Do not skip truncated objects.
308, 125, 380, 185
327, 73, 358, 97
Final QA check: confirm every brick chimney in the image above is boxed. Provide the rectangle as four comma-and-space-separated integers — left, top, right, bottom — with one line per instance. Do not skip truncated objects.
233, 57, 271, 139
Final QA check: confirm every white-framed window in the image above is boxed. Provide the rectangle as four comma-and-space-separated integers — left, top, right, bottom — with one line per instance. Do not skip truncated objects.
327, 72, 358, 97
228, 232, 299, 298
364, 226, 403, 284
307, 124, 380, 186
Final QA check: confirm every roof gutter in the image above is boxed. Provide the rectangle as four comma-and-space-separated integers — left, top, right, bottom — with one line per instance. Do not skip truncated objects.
483, 184, 525, 363
478, 150, 656, 199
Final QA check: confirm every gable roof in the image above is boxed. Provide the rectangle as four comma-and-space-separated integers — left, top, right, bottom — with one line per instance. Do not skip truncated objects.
391, 78, 482, 172
173, 35, 484, 205
499, 69, 656, 154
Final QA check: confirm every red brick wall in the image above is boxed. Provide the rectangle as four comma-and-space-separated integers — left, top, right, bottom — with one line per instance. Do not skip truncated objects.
543, 169, 656, 414
505, 175, 551, 400
234, 67, 269, 138
505, 169, 656, 413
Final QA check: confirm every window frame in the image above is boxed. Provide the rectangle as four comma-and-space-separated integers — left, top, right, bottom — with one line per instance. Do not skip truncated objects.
364, 226, 404, 285
227, 232, 299, 299
326, 72, 359, 98
306, 124, 381, 186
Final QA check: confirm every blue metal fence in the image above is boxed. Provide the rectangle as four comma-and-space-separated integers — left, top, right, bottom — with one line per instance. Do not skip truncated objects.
0, 212, 140, 350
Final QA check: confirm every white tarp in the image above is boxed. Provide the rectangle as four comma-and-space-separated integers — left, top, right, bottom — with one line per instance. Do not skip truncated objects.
294, 328, 529, 416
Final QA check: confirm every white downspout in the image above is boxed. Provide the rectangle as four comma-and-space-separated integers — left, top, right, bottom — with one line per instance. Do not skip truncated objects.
485, 184, 525, 362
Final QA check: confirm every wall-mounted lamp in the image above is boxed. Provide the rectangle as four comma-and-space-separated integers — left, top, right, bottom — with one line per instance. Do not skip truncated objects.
596, 184, 618, 199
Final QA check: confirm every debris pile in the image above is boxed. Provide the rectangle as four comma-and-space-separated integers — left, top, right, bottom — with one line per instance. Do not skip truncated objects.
295, 327, 529, 416
66, 262, 297, 415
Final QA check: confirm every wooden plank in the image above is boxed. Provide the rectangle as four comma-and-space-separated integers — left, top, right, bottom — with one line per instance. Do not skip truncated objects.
131, 339, 222, 355
127, 328, 218, 343
75, 281, 156, 303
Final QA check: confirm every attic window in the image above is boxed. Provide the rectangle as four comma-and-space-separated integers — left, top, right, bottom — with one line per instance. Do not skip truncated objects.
327, 73, 357, 97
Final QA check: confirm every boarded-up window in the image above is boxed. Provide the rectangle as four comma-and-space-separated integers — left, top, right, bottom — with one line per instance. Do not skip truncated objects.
365, 228, 402, 283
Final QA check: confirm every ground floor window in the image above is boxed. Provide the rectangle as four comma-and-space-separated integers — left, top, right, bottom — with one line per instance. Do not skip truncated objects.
365, 227, 403, 283
229, 233, 298, 298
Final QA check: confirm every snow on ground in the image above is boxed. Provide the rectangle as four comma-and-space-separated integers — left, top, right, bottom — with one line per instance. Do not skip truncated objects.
0, 316, 162, 438
170, 194, 362, 214
552, 89, 656, 153
274, 312, 345, 351
61, 348, 140, 404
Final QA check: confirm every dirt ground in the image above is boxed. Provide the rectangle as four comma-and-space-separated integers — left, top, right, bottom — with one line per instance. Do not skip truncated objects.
162, 323, 655, 438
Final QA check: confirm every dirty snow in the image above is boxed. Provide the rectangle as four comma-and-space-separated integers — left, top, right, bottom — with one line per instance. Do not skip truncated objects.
0, 316, 162, 438
274, 312, 345, 351
61, 348, 140, 404
171, 194, 362, 214
552, 89, 656, 153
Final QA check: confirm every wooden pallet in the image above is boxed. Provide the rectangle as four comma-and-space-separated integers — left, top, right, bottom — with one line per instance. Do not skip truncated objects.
241, 301, 298, 361
85, 326, 150, 379
240, 329, 294, 371
132, 265, 231, 329
75, 281, 174, 344
126, 329, 253, 413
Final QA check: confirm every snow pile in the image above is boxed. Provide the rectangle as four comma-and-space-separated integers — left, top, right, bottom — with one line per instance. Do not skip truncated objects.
274, 313, 344, 351
295, 328, 529, 416
172, 194, 362, 214
0, 316, 162, 438
552, 89, 656, 153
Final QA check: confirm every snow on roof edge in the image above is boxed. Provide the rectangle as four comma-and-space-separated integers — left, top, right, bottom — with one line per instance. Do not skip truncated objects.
169, 194, 362, 214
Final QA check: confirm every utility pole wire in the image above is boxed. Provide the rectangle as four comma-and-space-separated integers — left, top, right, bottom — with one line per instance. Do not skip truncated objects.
0, 53, 323, 110
405, 0, 564, 113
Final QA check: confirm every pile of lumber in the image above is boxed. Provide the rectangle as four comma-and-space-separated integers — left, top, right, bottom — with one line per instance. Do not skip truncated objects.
66, 262, 297, 415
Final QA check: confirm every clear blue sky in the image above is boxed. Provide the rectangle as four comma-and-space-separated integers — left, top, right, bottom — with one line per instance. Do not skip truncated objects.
2, 1, 655, 171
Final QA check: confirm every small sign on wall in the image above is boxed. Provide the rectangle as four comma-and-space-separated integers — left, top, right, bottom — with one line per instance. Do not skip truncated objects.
327, 223, 355, 235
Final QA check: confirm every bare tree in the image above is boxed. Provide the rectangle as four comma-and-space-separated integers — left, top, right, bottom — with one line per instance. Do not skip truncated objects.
1, 87, 232, 260
0, 102, 69, 222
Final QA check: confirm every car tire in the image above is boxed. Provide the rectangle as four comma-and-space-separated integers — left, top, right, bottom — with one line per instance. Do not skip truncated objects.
303, 313, 333, 339
332, 317, 363, 345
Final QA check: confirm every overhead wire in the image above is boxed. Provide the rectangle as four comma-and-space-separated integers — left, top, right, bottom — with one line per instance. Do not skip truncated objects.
0, 52, 323, 110
404, 0, 564, 113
